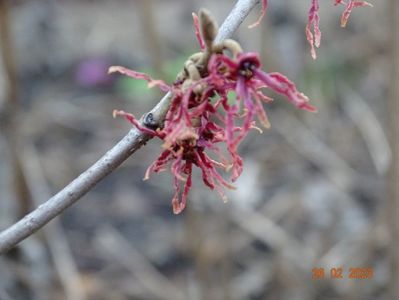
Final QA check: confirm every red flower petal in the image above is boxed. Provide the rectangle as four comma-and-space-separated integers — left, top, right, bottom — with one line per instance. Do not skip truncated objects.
108, 66, 170, 92
248, 0, 268, 29
306, 0, 321, 59
192, 13, 206, 50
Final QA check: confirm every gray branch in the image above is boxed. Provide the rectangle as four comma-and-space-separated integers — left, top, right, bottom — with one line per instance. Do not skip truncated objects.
0, 0, 260, 255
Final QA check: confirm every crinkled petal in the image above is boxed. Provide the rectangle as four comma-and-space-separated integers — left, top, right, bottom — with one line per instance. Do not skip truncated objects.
232, 77, 255, 147
144, 150, 172, 180
254, 70, 318, 112
109, 66, 170, 92
113, 110, 163, 136
173, 162, 193, 214
252, 90, 271, 128
248, 0, 268, 28
306, 0, 321, 59
192, 13, 206, 50
340, 0, 372, 27
334, 0, 373, 27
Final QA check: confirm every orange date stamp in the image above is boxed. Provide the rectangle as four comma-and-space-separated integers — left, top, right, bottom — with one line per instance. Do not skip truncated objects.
312, 267, 374, 280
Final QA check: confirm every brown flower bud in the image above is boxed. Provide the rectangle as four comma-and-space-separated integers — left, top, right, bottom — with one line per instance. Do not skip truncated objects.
199, 9, 218, 48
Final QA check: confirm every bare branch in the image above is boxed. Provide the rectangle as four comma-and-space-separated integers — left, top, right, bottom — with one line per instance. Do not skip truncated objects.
0, 0, 261, 254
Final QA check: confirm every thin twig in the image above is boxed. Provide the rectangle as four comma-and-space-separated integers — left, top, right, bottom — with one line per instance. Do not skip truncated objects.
0, 0, 260, 254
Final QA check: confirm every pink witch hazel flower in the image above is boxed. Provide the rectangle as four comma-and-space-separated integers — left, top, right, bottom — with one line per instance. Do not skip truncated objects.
206, 49, 317, 180
208, 51, 317, 136
306, 0, 373, 59
113, 108, 235, 214
109, 9, 316, 214
243, 0, 372, 59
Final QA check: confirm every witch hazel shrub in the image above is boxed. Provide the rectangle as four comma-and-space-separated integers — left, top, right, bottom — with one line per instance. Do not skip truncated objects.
110, 2, 371, 214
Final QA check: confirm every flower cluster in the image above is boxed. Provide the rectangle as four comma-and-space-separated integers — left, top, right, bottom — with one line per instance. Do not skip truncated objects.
110, 10, 316, 214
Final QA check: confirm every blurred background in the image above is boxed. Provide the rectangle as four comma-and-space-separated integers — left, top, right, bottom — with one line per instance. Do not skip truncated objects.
0, 0, 397, 299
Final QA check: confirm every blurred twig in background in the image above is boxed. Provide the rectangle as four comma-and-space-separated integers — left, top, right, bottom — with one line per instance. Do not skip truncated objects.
20, 144, 86, 300
0, 0, 31, 217
387, 0, 399, 297
0, 0, 261, 255
342, 86, 391, 175
95, 226, 184, 300
137, 0, 164, 77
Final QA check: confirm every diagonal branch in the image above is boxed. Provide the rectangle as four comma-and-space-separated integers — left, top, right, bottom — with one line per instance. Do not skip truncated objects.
0, 0, 261, 255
